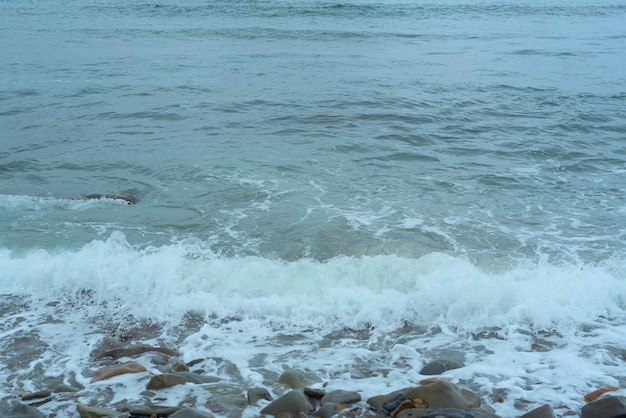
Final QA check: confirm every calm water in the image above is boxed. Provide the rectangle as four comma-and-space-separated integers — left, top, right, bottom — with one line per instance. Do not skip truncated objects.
1, 0, 626, 416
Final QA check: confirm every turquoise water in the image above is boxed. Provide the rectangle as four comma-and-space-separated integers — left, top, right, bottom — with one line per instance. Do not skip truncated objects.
1, 1, 626, 416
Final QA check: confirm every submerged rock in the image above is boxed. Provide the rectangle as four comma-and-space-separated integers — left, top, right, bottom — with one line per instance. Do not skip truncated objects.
2, 404, 45, 418
260, 390, 315, 416
419, 359, 464, 375
91, 362, 147, 382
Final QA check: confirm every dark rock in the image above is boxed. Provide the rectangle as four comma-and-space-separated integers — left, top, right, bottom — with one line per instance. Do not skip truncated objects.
520, 404, 555, 418
260, 390, 314, 416
2, 404, 45, 418
146, 373, 187, 390
304, 387, 326, 399
83, 194, 137, 204
169, 407, 215, 418
582, 395, 626, 418
420, 360, 464, 375
321, 389, 361, 405
383, 393, 410, 412
247, 387, 272, 405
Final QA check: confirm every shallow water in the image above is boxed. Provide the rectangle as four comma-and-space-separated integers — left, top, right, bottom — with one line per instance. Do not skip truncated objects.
1, 0, 626, 416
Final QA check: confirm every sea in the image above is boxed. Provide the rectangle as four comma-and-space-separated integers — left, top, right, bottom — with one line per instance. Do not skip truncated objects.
1, 0, 625, 416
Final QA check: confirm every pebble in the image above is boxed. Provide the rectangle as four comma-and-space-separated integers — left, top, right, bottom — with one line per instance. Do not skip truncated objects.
91, 362, 147, 383
419, 360, 464, 376
76, 404, 118, 418
278, 368, 308, 389
1, 404, 45, 418
321, 389, 361, 405
146, 373, 187, 390
169, 407, 215, 418
247, 387, 273, 405
260, 390, 315, 416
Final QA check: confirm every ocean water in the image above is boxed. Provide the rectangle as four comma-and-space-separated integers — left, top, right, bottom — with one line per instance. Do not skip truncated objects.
1, 0, 625, 416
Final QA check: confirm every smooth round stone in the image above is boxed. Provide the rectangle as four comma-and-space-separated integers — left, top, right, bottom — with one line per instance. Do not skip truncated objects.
383, 393, 410, 412
2, 404, 45, 418
169, 407, 215, 418
419, 359, 463, 375
91, 362, 147, 383
422, 408, 474, 418
146, 373, 187, 390
320, 389, 361, 405
278, 369, 307, 389
260, 390, 314, 416
76, 404, 118, 418
247, 387, 272, 405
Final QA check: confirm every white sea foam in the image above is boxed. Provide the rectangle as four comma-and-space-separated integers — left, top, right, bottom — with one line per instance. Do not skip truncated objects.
2, 235, 623, 416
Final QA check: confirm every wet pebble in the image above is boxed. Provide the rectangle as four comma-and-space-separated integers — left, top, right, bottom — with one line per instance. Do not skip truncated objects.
260, 390, 314, 416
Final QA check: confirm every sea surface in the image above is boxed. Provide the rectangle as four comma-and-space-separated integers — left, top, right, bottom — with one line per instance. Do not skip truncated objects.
1, 0, 625, 416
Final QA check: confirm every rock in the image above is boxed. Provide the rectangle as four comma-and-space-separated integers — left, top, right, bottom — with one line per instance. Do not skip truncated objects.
304, 387, 326, 399
170, 361, 189, 373
52, 384, 82, 393
247, 387, 273, 405
383, 393, 410, 412
76, 404, 118, 418
520, 404, 555, 418
278, 369, 307, 389
315, 403, 350, 418
420, 360, 464, 375
260, 390, 315, 416
20, 390, 52, 401
96, 345, 178, 360
369, 381, 481, 411
584, 387, 620, 403
315, 403, 337, 418
83, 194, 137, 204
203, 382, 248, 415
169, 407, 215, 418
321, 389, 361, 405
175, 371, 220, 384
1, 404, 45, 418
395, 408, 502, 418
581, 395, 626, 418
91, 362, 147, 383
392, 400, 426, 417
126, 406, 179, 416
422, 409, 474, 418
146, 373, 187, 390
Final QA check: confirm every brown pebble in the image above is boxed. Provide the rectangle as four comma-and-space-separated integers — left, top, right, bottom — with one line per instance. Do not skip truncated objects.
584, 386, 620, 402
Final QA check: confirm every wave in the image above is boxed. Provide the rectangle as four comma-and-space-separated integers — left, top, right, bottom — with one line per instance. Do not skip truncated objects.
2, 232, 624, 333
